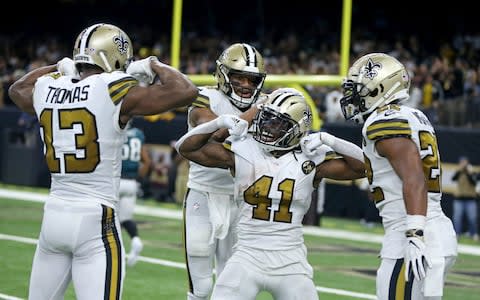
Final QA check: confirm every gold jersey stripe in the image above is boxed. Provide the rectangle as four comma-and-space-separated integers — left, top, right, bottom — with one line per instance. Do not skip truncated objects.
372, 187, 385, 203
101, 205, 123, 300
108, 78, 138, 105
388, 259, 414, 299
48, 72, 62, 79
325, 151, 341, 161
368, 129, 412, 141
223, 140, 232, 151
367, 119, 411, 140
367, 118, 409, 130
192, 94, 210, 108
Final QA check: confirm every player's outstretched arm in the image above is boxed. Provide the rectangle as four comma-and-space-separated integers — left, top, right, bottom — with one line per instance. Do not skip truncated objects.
122, 57, 198, 118
175, 115, 245, 170
8, 64, 57, 114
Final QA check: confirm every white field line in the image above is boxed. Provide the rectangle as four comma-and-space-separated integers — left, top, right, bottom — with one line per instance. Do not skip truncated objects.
0, 233, 376, 300
0, 293, 23, 300
1, 188, 479, 256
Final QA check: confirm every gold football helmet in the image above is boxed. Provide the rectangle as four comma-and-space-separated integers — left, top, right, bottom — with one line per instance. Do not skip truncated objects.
215, 43, 266, 109
252, 89, 312, 152
73, 23, 133, 73
340, 53, 410, 124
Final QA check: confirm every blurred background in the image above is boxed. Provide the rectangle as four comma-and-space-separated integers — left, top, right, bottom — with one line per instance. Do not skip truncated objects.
1, 0, 479, 228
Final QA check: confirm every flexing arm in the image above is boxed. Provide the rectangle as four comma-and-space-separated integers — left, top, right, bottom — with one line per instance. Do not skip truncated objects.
175, 116, 243, 170
211, 105, 259, 142
8, 65, 57, 114
314, 157, 365, 186
120, 59, 198, 122
376, 137, 427, 216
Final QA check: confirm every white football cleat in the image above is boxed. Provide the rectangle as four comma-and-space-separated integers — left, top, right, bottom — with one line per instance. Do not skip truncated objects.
127, 236, 144, 267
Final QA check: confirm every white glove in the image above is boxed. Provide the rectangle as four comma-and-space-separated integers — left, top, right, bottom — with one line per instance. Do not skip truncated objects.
126, 56, 157, 84
300, 132, 336, 157
57, 57, 78, 78
216, 114, 248, 139
404, 229, 432, 282
301, 132, 323, 157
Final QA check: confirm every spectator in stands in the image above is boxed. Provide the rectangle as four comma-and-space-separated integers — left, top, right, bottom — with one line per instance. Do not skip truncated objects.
324, 88, 344, 123
451, 156, 479, 241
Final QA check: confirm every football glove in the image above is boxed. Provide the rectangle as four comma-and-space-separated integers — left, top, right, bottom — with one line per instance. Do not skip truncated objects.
404, 229, 432, 282
301, 132, 336, 157
57, 57, 78, 78
216, 114, 248, 139
126, 56, 157, 85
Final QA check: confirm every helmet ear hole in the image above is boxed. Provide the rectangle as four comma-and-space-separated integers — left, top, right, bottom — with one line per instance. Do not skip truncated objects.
369, 88, 379, 97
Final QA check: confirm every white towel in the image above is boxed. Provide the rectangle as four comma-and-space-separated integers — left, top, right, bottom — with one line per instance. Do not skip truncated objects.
422, 217, 446, 297
423, 256, 445, 297
207, 193, 232, 245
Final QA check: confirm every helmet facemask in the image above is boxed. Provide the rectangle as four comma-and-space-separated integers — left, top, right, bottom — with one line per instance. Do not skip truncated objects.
252, 91, 311, 153
340, 80, 372, 124
215, 43, 266, 109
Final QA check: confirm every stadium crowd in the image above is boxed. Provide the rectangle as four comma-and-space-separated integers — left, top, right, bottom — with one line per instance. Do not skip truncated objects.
2, 24, 480, 128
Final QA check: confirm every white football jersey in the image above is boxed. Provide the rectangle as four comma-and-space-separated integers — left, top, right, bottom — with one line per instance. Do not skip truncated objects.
33, 71, 138, 208
228, 135, 332, 250
362, 104, 443, 226
186, 87, 245, 194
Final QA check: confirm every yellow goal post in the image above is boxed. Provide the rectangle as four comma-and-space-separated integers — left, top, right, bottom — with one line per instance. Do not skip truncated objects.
169, 0, 353, 131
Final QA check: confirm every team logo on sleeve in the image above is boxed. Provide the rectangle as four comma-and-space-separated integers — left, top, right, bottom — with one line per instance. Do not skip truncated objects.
301, 160, 316, 175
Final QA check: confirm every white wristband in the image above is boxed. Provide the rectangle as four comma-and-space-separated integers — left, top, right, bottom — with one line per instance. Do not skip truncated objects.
406, 214, 426, 230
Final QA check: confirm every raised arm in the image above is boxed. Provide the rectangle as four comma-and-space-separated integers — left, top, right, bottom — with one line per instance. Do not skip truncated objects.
211, 104, 260, 142
175, 115, 247, 170
8, 65, 57, 114
303, 131, 365, 185
120, 57, 198, 121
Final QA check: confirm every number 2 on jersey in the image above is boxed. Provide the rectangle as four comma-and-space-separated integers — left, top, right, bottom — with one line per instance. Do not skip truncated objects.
364, 130, 441, 202
243, 175, 294, 223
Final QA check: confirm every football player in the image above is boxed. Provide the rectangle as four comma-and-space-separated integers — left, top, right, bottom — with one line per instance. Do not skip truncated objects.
119, 122, 151, 267
8, 23, 197, 300
339, 52, 458, 299
176, 89, 365, 300
182, 43, 267, 300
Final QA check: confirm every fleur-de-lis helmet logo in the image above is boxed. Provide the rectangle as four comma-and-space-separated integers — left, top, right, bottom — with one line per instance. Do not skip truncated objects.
363, 58, 382, 80
304, 109, 312, 127
113, 35, 129, 55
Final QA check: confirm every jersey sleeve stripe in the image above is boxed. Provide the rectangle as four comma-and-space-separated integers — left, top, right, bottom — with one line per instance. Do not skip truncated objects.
367, 119, 411, 140
367, 129, 412, 140
223, 140, 232, 151
108, 78, 138, 104
192, 95, 210, 108
324, 151, 341, 161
